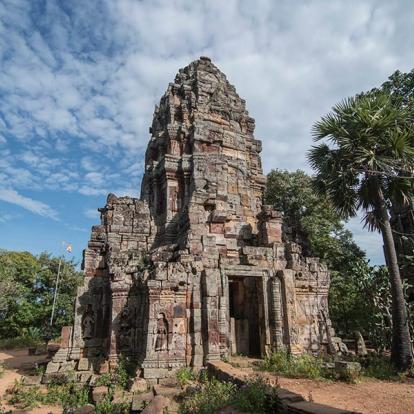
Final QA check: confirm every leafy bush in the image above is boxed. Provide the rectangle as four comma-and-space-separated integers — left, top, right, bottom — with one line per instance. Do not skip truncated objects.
179, 378, 237, 414
233, 377, 275, 413
180, 376, 279, 414
94, 357, 132, 390
359, 354, 398, 380
176, 367, 196, 388
258, 351, 324, 379
95, 393, 130, 414
46, 382, 90, 411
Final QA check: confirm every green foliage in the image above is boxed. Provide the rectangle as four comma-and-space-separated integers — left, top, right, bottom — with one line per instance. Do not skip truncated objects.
373, 69, 414, 107
94, 388, 130, 414
95, 398, 130, 414
309, 92, 414, 225
176, 367, 196, 388
0, 249, 83, 339
8, 378, 90, 412
95, 357, 133, 390
46, 382, 90, 411
8, 381, 44, 409
179, 377, 237, 414
0, 336, 41, 349
180, 376, 278, 414
232, 377, 271, 413
258, 351, 325, 380
265, 169, 365, 270
329, 262, 396, 349
359, 354, 398, 380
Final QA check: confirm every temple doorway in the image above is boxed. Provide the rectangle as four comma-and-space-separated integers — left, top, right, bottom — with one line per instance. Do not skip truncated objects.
228, 277, 262, 357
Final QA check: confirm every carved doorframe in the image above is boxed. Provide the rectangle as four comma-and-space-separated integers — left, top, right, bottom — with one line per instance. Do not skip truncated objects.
222, 266, 272, 357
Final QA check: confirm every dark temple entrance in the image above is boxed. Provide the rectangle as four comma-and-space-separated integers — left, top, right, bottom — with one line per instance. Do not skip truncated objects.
228, 277, 261, 357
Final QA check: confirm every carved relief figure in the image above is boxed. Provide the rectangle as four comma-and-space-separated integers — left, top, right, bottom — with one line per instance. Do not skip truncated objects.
82, 304, 95, 339
155, 313, 168, 351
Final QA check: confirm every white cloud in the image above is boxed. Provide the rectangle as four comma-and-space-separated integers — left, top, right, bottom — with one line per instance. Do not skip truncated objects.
0, 188, 58, 220
0, 0, 413, 260
0, 212, 18, 223
84, 208, 100, 220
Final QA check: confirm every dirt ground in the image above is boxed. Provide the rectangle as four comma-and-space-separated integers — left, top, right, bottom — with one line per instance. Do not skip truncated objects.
277, 376, 414, 414
227, 355, 414, 414
0, 348, 62, 414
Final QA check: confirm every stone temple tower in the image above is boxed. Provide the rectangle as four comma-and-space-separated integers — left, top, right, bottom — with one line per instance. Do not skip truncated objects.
46, 57, 337, 382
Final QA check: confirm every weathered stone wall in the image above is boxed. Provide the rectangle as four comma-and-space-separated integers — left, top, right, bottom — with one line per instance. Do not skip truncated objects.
46, 57, 339, 381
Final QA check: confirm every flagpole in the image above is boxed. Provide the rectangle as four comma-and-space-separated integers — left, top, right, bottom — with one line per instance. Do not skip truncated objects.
50, 255, 63, 326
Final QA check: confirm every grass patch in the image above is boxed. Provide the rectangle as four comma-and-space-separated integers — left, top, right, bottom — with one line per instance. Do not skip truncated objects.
8, 378, 89, 411
258, 351, 326, 379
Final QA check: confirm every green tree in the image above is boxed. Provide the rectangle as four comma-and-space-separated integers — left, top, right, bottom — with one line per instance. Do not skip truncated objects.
265, 169, 365, 272
308, 92, 414, 370
0, 250, 83, 338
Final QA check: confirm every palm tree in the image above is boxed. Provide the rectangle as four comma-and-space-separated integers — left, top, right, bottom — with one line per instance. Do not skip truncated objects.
308, 92, 414, 370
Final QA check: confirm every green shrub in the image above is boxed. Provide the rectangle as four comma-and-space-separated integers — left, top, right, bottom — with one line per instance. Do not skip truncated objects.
46, 382, 90, 411
95, 397, 130, 414
259, 351, 324, 379
360, 354, 398, 380
94, 357, 133, 390
180, 376, 279, 414
233, 377, 272, 413
179, 378, 237, 414
8, 381, 44, 409
8, 378, 90, 412
176, 367, 196, 388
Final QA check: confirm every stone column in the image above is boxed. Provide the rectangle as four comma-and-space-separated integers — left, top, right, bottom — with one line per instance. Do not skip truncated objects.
271, 275, 284, 351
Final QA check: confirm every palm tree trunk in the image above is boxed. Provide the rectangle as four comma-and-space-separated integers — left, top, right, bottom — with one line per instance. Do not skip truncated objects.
375, 186, 413, 370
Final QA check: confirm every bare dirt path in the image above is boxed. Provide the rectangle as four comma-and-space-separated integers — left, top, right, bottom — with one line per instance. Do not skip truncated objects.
276, 376, 414, 414
0, 349, 62, 414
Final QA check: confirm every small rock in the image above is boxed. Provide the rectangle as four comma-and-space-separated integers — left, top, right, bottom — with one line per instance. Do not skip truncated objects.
335, 360, 361, 382
130, 377, 148, 393
92, 385, 109, 403
141, 395, 170, 414
73, 404, 95, 414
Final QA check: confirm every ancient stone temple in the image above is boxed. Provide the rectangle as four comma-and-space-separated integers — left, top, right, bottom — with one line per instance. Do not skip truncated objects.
47, 57, 338, 381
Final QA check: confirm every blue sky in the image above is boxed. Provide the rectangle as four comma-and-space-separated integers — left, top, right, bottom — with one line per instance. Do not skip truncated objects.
1, 0, 413, 266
